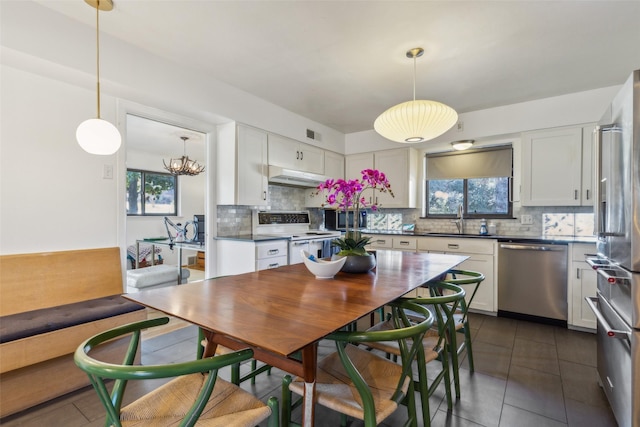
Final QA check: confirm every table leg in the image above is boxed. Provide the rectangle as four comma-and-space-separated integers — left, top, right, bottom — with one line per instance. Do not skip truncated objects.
178, 246, 183, 284
301, 343, 318, 427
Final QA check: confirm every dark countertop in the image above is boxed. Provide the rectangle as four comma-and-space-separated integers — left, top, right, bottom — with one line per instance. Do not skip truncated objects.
215, 230, 596, 245
215, 234, 291, 242
359, 229, 596, 245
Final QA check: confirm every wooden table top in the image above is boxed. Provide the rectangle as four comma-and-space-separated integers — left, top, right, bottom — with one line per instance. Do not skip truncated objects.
124, 250, 467, 357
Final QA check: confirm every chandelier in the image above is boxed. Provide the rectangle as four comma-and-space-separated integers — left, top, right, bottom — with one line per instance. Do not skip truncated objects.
76, 0, 122, 155
374, 47, 458, 143
163, 136, 205, 176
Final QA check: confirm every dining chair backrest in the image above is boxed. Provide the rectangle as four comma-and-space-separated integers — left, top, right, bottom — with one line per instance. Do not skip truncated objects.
74, 317, 279, 427
321, 299, 435, 426
443, 269, 485, 322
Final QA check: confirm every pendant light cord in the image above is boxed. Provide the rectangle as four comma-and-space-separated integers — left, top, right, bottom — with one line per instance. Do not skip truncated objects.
412, 54, 416, 102
95, 0, 101, 119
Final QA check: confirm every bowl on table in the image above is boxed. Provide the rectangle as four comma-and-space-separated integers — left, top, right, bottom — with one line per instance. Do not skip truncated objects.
301, 250, 346, 279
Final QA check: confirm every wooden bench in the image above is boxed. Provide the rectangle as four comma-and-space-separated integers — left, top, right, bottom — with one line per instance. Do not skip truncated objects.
0, 247, 146, 418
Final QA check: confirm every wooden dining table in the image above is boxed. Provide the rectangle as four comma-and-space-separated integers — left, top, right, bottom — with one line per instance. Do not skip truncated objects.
124, 250, 468, 427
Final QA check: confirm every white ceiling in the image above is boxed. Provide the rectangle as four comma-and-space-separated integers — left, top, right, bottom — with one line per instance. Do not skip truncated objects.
37, 0, 640, 142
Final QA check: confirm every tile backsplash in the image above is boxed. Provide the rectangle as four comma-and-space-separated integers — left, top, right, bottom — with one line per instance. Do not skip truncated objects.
216, 184, 595, 238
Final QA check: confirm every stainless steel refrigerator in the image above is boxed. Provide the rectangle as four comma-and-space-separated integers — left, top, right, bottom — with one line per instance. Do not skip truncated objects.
586, 69, 640, 427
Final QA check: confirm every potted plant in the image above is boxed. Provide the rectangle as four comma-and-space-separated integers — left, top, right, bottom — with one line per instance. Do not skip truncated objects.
316, 169, 394, 272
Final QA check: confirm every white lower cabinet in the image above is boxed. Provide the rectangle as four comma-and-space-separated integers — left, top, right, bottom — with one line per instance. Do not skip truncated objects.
417, 237, 497, 313
365, 235, 393, 250
568, 243, 597, 330
217, 239, 288, 276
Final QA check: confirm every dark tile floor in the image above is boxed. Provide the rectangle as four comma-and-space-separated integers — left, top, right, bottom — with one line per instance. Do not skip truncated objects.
1, 313, 617, 427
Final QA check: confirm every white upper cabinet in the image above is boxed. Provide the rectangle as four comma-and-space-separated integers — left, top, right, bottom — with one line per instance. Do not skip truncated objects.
521, 125, 594, 206
217, 123, 269, 206
306, 150, 344, 207
581, 125, 595, 206
345, 148, 417, 208
268, 134, 324, 175
324, 150, 345, 180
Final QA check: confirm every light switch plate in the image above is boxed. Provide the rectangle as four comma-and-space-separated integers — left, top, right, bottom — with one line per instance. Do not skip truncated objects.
521, 214, 533, 225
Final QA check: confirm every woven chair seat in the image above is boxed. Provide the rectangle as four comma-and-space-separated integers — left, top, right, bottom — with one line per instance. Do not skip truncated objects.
289, 345, 409, 424
119, 373, 271, 426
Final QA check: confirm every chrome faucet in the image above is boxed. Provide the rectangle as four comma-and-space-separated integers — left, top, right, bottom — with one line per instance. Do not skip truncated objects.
454, 204, 465, 234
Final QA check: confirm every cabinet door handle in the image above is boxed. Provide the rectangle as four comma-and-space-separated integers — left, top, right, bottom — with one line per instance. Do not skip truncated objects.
263, 191, 267, 200
300, 151, 303, 160
577, 268, 580, 279
586, 189, 591, 200
377, 239, 387, 244
447, 244, 459, 250
268, 249, 279, 255
574, 189, 579, 200
399, 241, 410, 245
268, 263, 279, 268
296, 150, 300, 160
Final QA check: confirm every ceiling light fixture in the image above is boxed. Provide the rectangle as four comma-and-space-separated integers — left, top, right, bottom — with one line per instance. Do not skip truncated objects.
451, 140, 475, 151
76, 0, 121, 155
163, 136, 205, 176
374, 47, 458, 144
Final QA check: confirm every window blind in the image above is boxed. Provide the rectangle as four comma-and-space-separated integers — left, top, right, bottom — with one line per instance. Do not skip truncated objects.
426, 146, 512, 180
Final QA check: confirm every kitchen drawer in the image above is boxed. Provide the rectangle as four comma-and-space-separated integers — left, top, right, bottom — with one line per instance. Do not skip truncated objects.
255, 240, 288, 259
418, 237, 495, 255
571, 242, 596, 261
256, 256, 288, 271
393, 237, 417, 251
366, 235, 393, 249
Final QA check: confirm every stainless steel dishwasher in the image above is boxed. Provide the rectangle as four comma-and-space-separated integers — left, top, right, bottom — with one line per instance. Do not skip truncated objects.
498, 241, 568, 325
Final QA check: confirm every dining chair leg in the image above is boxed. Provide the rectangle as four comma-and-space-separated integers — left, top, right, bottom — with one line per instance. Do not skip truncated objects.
266, 396, 281, 427
462, 323, 474, 372
447, 325, 462, 399
415, 347, 432, 426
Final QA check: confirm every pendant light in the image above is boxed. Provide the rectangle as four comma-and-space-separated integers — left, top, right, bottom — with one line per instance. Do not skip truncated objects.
374, 47, 458, 143
163, 136, 205, 176
76, 0, 121, 155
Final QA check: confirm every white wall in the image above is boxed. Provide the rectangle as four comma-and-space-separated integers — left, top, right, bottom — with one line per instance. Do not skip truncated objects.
345, 85, 619, 154
0, 1, 344, 258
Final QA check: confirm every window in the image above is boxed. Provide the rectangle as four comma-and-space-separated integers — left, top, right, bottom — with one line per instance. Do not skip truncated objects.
425, 146, 512, 218
126, 169, 177, 216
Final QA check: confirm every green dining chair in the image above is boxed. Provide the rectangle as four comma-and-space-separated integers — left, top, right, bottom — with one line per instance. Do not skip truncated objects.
75, 317, 279, 427
438, 269, 485, 394
366, 282, 466, 418
281, 299, 435, 427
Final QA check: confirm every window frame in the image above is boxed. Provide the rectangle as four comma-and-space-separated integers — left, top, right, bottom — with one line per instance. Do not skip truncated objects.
425, 177, 513, 219
424, 146, 513, 219
126, 168, 178, 216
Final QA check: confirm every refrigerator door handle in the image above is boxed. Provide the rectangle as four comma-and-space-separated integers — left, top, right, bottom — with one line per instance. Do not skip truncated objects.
594, 124, 622, 239
585, 296, 631, 341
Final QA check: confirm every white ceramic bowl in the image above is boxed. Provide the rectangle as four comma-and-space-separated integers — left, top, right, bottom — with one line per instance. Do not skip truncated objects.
301, 250, 346, 279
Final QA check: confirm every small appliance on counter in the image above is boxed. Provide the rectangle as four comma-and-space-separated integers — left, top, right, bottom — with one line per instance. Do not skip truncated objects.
324, 209, 367, 231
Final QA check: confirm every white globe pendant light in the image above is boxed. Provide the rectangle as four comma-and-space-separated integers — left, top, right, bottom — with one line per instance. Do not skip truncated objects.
76, 0, 121, 155
374, 48, 457, 143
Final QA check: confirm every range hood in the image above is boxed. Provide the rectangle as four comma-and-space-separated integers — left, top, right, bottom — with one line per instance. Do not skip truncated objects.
268, 166, 329, 188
